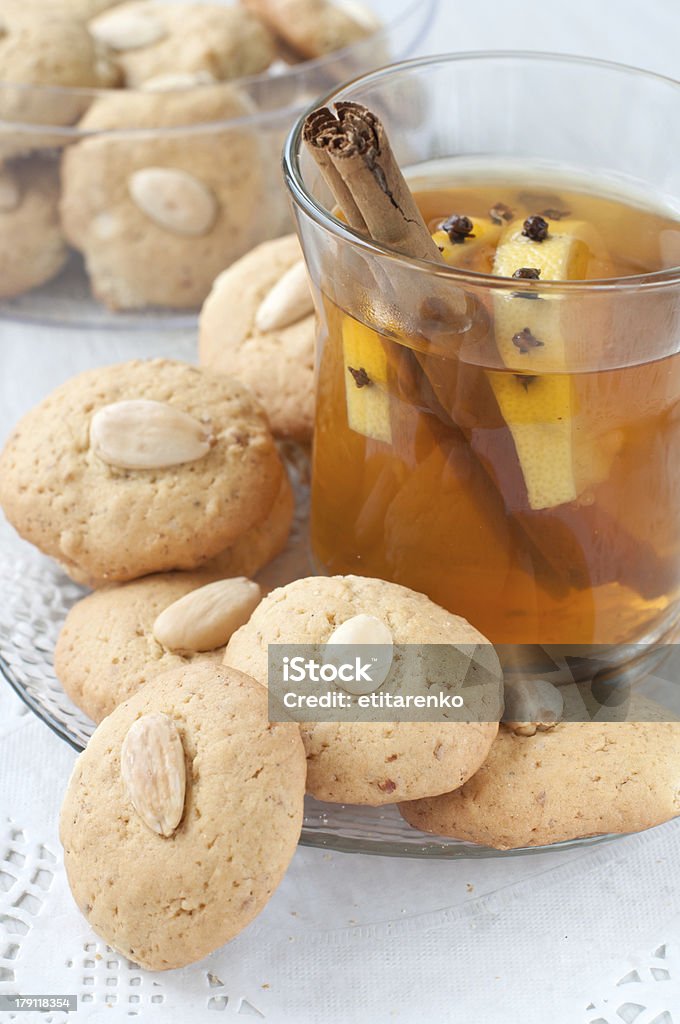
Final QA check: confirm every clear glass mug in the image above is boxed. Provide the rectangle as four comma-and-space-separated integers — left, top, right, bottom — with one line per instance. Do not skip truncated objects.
284, 53, 680, 664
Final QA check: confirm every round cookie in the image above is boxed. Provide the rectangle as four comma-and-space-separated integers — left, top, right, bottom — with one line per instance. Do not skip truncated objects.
241, 0, 378, 59
0, 158, 68, 298
90, 2, 275, 87
0, 359, 284, 586
60, 83, 267, 310
56, 475, 293, 723
399, 705, 680, 849
60, 663, 306, 970
199, 235, 315, 443
56, 573, 227, 724
0, 9, 119, 127
224, 574, 502, 805
203, 470, 293, 578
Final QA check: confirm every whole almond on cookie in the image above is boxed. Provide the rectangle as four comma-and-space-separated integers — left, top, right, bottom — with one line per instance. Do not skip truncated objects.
0, 359, 285, 585
325, 614, 394, 695
121, 713, 186, 837
153, 577, 262, 653
90, 399, 214, 469
128, 168, 218, 237
90, 6, 167, 50
200, 235, 316, 443
59, 664, 306, 970
224, 574, 503, 805
255, 260, 314, 332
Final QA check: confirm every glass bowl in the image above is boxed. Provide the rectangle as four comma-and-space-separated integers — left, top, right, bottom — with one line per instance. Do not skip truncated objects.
0, 0, 437, 328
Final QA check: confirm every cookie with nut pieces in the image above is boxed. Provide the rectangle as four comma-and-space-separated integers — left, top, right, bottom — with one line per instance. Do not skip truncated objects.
224, 574, 503, 805
90, 1, 275, 87
55, 475, 292, 722
60, 83, 265, 310
60, 662, 306, 970
0, 8, 119, 128
399, 696, 680, 849
55, 471, 291, 722
0, 157, 68, 298
200, 235, 316, 443
0, 359, 285, 586
241, 0, 379, 59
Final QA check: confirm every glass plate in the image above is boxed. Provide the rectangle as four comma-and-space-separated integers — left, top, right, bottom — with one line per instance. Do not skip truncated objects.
0, 451, 618, 859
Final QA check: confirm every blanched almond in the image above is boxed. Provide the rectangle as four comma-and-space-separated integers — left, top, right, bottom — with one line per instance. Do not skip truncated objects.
255, 260, 314, 333
90, 399, 213, 470
90, 8, 167, 51
128, 168, 218, 237
121, 713, 186, 837
325, 614, 394, 695
153, 577, 262, 653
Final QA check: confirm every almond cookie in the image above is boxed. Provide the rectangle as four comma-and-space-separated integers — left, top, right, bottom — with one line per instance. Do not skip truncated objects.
400, 700, 680, 849
0, 157, 68, 298
60, 662, 306, 970
224, 574, 502, 805
60, 83, 266, 310
55, 477, 293, 723
241, 0, 379, 59
90, 2, 275, 87
204, 470, 293, 578
0, 9, 119, 127
199, 235, 315, 443
0, 359, 284, 586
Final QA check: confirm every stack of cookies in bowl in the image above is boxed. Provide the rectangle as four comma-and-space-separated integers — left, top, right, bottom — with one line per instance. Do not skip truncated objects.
0, 0, 386, 308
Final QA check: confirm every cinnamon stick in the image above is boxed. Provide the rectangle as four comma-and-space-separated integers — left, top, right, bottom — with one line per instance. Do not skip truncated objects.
303, 102, 469, 331
307, 103, 446, 262
303, 107, 368, 232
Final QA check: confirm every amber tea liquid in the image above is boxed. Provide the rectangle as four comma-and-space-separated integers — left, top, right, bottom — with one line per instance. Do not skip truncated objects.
311, 169, 680, 646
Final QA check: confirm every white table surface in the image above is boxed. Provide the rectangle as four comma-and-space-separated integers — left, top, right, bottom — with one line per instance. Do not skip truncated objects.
2, 2, 680, 1022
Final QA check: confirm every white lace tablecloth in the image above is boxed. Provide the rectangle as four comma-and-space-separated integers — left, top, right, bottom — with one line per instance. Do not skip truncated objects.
2, 1, 680, 1020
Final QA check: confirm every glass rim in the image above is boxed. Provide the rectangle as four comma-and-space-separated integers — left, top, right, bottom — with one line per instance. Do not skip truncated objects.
0, 0, 435, 137
283, 50, 680, 294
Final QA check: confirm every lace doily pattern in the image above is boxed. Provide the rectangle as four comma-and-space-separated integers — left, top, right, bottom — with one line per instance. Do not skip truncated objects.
586, 942, 680, 1023
0, 817, 61, 1021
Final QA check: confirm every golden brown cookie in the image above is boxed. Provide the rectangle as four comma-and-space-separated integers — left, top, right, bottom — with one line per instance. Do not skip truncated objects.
0, 359, 284, 586
199, 235, 315, 443
0, 9, 119, 127
204, 471, 293, 578
60, 83, 266, 310
241, 0, 378, 59
224, 574, 502, 805
60, 662, 306, 970
56, 572, 227, 724
90, 2, 275, 87
0, 157, 68, 298
400, 704, 680, 849
56, 475, 292, 723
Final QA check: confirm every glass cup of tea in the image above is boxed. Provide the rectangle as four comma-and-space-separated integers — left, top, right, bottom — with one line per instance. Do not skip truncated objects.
284, 53, 680, 677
